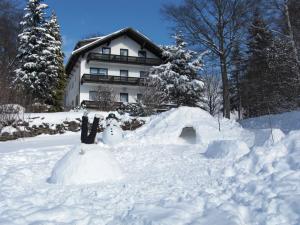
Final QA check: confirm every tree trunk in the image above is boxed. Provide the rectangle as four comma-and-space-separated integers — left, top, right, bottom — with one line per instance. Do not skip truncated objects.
220, 54, 230, 119
284, 0, 300, 78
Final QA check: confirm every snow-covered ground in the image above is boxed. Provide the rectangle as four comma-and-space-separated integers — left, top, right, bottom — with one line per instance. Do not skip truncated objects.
0, 107, 299, 225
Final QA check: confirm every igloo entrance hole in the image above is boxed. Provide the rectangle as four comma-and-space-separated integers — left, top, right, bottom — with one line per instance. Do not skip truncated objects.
179, 127, 196, 144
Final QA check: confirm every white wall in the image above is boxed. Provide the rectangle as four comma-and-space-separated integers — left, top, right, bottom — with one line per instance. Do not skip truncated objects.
91, 35, 159, 58
65, 33, 160, 107
80, 83, 145, 104
65, 60, 81, 108
82, 61, 151, 78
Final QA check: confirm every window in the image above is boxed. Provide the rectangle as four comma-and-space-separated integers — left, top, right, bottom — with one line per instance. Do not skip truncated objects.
120, 70, 128, 77
140, 71, 148, 78
90, 68, 108, 75
138, 50, 147, 58
120, 93, 128, 103
102, 47, 111, 54
76, 95, 79, 105
120, 49, 128, 56
89, 91, 97, 101
137, 93, 143, 101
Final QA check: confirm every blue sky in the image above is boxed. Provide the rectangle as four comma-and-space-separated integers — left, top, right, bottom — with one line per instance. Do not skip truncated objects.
36, 0, 182, 60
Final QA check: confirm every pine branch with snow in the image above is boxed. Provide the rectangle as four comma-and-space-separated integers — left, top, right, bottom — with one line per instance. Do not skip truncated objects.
149, 33, 206, 107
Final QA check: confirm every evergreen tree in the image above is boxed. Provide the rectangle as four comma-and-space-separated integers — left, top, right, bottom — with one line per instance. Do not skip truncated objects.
266, 36, 299, 111
230, 43, 244, 119
46, 12, 66, 111
14, 0, 58, 105
243, 11, 274, 117
149, 33, 205, 107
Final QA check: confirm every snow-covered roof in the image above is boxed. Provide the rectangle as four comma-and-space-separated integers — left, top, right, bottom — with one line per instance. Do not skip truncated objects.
65, 27, 162, 74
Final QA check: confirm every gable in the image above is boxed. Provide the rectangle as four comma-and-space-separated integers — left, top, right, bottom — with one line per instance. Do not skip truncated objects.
66, 28, 162, 74
89, 35, 159, 58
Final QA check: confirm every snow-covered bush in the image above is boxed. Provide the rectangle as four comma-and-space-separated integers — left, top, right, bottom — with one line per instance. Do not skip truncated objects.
117, 102, 147, 117
149, 33, 206, 107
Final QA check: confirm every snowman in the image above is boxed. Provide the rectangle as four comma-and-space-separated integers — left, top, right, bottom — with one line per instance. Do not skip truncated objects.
102, 113, 123, 145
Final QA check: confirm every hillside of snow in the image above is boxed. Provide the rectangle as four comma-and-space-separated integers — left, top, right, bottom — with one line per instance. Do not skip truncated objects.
0, 107, 299, 225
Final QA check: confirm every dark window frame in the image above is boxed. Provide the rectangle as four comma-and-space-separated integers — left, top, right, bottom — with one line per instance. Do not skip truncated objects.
138, 50, 147, 58
139, 71, 148, 78
90, 67, 108, 75
102, 47, 111, 55
137, 93, 143, 101
120, 70, 129, 77
120, 92, 129, 103
120, 48, 129, 56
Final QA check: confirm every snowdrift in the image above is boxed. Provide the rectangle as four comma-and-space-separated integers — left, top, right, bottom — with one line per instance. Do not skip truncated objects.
127, 106, 252, 148
205, 140, 250, 160
128, 107, 222, 145
240, 110, 300, 133
48, 144, 123, 185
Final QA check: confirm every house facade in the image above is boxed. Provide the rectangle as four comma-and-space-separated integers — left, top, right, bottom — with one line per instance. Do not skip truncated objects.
64, 28, 162, 109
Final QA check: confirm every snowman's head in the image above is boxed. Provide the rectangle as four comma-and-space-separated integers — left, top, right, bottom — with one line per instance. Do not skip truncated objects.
106, 113, 120, 127
106, 113, 118, 121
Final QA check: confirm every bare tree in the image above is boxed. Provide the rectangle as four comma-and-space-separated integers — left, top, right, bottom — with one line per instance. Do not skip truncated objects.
162, 0, 254, 118
137, 80, 167, 115
93, 86, 117, 111
202, 73, 222, 116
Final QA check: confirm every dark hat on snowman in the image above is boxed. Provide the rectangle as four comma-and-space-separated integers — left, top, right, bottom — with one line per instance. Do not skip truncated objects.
106, 113, 118, 120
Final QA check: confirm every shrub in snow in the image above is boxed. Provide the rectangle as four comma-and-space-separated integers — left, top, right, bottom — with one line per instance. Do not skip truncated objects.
0, 104, 25, 127
205, 140, 250, 160
48, 144, 123, 185
149, 33, 206, 107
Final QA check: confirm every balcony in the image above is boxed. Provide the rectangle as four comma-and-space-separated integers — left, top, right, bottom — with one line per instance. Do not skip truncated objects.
87, 53, 162, 66
81, 100, 122, 110
81, 74, 147, 86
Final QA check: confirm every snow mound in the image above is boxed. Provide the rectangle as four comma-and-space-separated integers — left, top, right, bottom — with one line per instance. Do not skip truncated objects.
204, 140, 250, 160
129, 106, 222, 145
240, 110, 300, 133
252, 128, 285, 147
48, 144, 123, 185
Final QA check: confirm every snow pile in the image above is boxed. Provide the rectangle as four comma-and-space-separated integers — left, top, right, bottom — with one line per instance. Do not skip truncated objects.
240, 110, 300, 133
204, 140, 250, 160
0, 126, 18, 135
129, 106, 222, 145
252, 128, 285, 146
48, 144, 123, 185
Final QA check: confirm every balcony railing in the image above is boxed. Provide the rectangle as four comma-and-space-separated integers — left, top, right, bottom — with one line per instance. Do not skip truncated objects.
81, 74, 147, 86
81, 100, 122, 111
87, 53, 162, 66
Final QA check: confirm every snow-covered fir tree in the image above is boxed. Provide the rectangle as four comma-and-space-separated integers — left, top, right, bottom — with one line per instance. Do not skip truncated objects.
45, 12, 66, 111
14, 0, 59, 105
149, 33, 205, 107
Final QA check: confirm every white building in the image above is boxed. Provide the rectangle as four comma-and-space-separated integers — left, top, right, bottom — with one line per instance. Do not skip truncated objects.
64, 28, 162, 109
